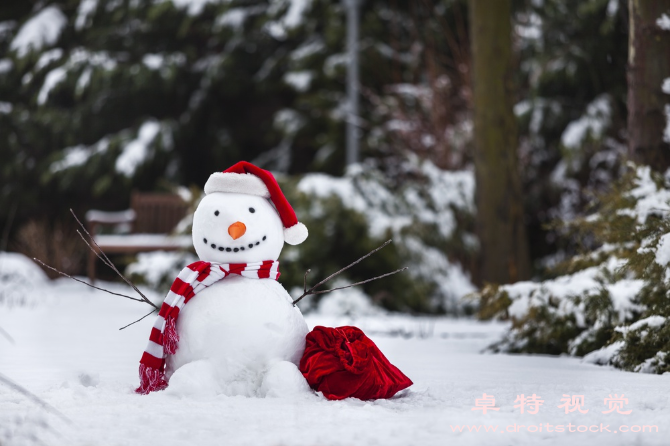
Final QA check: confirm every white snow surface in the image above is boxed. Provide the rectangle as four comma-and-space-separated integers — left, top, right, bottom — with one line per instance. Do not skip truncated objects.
0, 253, 48, 307
1, 273, 668, 445
10, 6, 67, 57
504, 257, 643, 323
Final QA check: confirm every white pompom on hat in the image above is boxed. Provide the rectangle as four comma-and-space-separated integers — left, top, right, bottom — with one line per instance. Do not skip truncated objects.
204, 161, 308, 245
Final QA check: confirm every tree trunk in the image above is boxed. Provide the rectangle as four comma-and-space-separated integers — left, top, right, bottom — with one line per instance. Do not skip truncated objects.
469, 0, 530, 284
628, 0, 670, 170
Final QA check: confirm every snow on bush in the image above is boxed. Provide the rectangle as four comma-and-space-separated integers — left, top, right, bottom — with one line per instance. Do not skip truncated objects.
115, 121, 162, 177
126, 250, 198, 297
312, 281, 384, 318
0, 252, 48, 307
298, 158, 474, 242
478, 164, 670, 373
10, 6, 67, 57
657, 13, 670, 31
560, 95, 611, 150
290, 157, 476, 314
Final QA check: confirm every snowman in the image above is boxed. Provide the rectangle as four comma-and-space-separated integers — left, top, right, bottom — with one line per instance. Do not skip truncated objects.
136, 162, 311, 397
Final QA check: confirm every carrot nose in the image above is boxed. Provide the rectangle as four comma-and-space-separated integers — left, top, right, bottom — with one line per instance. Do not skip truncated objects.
228, 221, 246, 240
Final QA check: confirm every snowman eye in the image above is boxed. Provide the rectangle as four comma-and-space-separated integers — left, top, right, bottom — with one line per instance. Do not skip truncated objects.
249, 207, 255, 213
214, 210, 220, 216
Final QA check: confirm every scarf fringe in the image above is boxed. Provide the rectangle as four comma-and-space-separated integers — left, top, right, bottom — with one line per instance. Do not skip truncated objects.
163, 317, 179, 355
136, 364, 168, 395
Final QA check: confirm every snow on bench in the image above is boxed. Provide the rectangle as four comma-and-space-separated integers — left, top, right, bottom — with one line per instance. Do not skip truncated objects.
93, 234, 193, 252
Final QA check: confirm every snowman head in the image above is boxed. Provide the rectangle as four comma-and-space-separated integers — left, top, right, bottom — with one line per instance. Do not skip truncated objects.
193, 193, 285, 263
192, 161, 308, 264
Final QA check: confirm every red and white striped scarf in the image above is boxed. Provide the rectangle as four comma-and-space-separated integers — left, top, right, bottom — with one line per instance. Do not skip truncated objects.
136, 260, 280, 394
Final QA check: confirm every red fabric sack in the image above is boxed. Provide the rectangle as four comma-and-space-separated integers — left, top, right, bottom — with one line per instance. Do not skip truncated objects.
299, 326, 413, 400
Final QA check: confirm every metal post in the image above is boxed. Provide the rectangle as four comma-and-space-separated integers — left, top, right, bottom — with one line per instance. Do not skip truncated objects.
345, 0, 360, 166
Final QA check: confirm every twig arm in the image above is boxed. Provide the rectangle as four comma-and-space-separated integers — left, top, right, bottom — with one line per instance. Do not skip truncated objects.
291, 239, 407, 306
303, 269, 311, 293
33, 258, 145, 303
70, 209, 158, 310
119, 309, 157, 330
292, 267, 407, 306
306, 239, 393, 293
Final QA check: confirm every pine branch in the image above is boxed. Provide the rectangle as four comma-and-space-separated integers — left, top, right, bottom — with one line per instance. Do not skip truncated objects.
292, 239, 407, 306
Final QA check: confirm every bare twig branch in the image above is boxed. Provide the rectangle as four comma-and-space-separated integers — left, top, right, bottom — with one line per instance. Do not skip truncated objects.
294, 267, 408, 305
303, 269, 311, 293
33, 258, 144, 303
0, 373, 71, 424
310, 239, 393, 292
292, 239, 407, 306
119, 309, 157, 331
69, 209, 158, 310
308, 267, 408, 295
0, 326, 15, 344
75, 230, 115, 270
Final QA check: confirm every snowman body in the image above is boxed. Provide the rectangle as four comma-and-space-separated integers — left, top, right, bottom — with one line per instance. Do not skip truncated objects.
165, 191, 309, 396
166, 277, 308, 382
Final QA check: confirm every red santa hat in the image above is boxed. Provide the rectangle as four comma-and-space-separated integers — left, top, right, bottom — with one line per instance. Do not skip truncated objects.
203, 161, 308, 245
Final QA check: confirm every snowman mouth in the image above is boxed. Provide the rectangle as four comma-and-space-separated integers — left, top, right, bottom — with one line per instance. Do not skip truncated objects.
203, 235, 267, 253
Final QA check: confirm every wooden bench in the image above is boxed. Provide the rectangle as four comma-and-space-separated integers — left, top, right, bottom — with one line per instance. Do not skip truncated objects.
86, 192, 192, 282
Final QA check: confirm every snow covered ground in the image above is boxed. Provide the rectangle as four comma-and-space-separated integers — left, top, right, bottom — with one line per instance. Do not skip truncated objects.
1, 278, 669, 446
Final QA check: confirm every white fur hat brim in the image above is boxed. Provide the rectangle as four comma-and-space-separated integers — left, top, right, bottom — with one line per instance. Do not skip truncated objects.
204, 172, 270, 198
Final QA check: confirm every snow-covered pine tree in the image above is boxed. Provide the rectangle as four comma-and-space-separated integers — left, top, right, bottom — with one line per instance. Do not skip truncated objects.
1, 0, 480, 312
0, 0, 472, 237
513, 0, 629, 263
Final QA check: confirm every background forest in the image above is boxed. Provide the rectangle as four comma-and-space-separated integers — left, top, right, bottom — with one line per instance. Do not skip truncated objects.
1, 0, 670, 375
